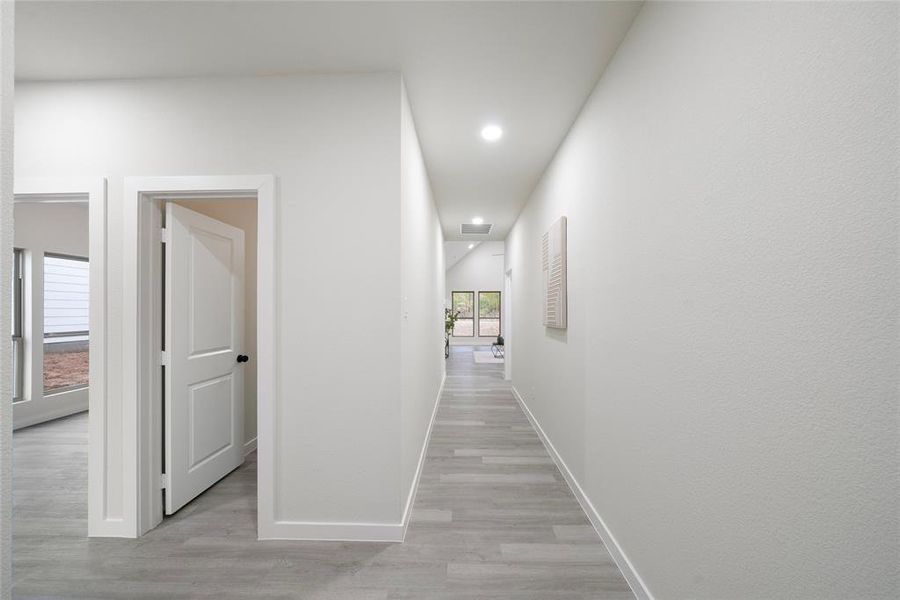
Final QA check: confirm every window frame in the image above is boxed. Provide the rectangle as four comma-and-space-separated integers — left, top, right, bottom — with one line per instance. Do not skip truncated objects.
12, 248, 24, 402
42, 252, 90, 394
477, 290, 502, 338
450, 290, 475, 337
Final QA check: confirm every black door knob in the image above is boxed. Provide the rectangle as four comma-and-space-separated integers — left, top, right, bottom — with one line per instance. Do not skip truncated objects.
236, 354, 249, 363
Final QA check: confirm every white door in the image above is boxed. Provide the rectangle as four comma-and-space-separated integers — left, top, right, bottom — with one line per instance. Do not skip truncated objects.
165, 203, 246, 515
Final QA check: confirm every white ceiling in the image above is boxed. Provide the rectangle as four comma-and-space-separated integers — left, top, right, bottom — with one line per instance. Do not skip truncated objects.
15, 1, 642, 240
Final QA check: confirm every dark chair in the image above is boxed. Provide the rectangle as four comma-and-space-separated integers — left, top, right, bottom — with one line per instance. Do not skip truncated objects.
491, 335, 504, 358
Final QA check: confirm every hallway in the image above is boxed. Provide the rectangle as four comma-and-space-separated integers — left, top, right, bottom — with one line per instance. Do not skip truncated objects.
13, 346, 631, 599
4, 3, 897, 597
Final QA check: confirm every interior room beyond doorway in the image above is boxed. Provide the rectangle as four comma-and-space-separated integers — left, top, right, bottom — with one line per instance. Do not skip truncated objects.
12, 200, 91, 430
161, 196, 259, 521
445, 241, 505, 347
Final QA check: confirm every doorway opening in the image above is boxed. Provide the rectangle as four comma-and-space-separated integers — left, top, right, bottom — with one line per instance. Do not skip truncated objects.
160, 196, 259, 519
504, 268, 512, 381
443, 241, 506, 366
120, 175, 276, 539
11, 200, 91, 428
10, 198, 93, 545
10, 177, 107, 545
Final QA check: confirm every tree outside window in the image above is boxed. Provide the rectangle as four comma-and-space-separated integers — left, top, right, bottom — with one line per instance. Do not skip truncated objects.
478, 291, 501, 337
451, 291, 474, 336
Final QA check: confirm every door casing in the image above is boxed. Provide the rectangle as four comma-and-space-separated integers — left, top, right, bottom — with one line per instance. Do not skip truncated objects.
504, 268, 512, 382
122, 175, 276, 538
12, 177, 109, 536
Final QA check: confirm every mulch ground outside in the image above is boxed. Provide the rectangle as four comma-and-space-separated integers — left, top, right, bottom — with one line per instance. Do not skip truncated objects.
43, 350, 89, 391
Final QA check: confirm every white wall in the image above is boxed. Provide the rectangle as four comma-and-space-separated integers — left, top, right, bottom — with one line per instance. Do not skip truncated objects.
13, 202, 90, 429
446, 241, 504, 345
444, 241, 476, 270
15, 73, 410, 535
0, 1, 14, 593
506, 2, 899, 599
14, 203, 88, 254
399, 81, 445, 518
175, 198, 257, 448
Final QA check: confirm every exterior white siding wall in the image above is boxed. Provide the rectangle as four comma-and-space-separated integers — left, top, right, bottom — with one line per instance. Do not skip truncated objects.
43, 255, 89, 339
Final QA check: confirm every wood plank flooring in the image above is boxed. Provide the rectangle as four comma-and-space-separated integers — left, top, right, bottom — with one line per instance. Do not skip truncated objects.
13, 345, 632, 599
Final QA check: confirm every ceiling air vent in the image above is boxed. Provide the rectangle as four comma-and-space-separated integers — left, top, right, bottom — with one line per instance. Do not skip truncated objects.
460, 223, 493, 235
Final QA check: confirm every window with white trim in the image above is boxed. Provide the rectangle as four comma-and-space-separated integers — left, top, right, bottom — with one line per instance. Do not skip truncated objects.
11, 249, 24, 402
43, 254, 89, 393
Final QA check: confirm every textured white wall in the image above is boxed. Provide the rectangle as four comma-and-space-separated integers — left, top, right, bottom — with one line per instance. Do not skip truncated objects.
506, 2, 899, 598
14, 203, 89, 257
0, 1, 12, 595
399, 80, 445, 514
445, 241, 505, 345
15, 73, 404, 527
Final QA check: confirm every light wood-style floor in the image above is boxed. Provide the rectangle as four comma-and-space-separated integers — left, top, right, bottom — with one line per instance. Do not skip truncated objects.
13, 346, 632, 599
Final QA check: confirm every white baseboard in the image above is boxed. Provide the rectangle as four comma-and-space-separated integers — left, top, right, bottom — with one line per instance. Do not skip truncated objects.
259, 375, 446, 544
14, 403, 88, 431
243, 436, 257, 457
260, 519, 404, 542
87, 517, 132, 539
511, 385, 654, 600
400, 373, 446, 540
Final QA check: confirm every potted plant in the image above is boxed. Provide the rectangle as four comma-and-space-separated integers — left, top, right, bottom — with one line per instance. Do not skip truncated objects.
444, 308, 460, 358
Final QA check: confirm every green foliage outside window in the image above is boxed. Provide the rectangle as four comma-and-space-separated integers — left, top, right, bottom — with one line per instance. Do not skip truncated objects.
479, 292, 500, 319
452, 291, 473, 317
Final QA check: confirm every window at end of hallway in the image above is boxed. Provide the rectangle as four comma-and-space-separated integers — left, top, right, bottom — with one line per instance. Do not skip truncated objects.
451, 291, 474, 336
478, 291, 501, 338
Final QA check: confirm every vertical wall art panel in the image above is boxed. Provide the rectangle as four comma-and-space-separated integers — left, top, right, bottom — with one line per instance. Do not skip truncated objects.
542, 216, 567, 328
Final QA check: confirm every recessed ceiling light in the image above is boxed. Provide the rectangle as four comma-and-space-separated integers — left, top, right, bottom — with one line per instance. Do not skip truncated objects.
472, 216, 484, 225
480, 124, 503, 142
468, 244, 474, 249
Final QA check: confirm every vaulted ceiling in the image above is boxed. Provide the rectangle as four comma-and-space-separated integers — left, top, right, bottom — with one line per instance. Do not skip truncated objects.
15, 1, 642, 240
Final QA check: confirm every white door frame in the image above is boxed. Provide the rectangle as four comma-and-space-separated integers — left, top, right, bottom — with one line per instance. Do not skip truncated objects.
12, 177, 110, 535
122, 175, 276, 537
504, 268, 512, 381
